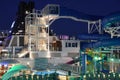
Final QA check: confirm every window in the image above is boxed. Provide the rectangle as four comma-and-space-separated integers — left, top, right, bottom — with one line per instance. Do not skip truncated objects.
65, 43, 68, 47
66, 42, 78, 47
75, 43, 78, 47
72, 43, 78, 47
72, 43, 75, 47
68, 43, 71, 47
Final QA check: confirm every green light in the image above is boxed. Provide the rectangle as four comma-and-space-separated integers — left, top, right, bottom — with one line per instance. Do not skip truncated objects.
98, 57, 101, 60
110, 58, 114, 61
94, 56, 98, 60
94, 56, 101, 60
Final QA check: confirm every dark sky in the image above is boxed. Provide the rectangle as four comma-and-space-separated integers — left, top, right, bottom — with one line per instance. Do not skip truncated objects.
0, 0, 120, 36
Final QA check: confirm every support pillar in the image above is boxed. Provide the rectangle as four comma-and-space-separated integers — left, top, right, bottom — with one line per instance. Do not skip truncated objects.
88, 19, 102, 34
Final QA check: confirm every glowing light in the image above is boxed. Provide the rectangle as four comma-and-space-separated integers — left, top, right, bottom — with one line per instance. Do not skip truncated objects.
0, 41, 2, 44
4, 64, 7, 67
47, 51, 51, 58
9, 30, 11, 33
98, 57, 101, 60
119, 74, 120, 77
94, 56, 101, 61
26, 11, 29, 14
110, 58, 114, 61
113, 74, 115, 77
27, 62, 30, 65
46, 25, 49, 27
98, 74, 100, 77
94, 56, 98, 60
11, 21, 15, 28
83, 75, 86, 78
18, 30, 23, 32
103, 74, 105, 78
2, 49, 8, 52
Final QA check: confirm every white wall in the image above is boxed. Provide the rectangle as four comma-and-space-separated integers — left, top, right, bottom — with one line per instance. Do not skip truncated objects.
61, 40, 80, 57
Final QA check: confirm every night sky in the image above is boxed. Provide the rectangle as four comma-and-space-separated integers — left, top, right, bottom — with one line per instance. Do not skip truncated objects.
1, 0, 120, 36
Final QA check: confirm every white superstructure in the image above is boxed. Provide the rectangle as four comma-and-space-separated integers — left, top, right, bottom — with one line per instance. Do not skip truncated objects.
0, 5, 80, 73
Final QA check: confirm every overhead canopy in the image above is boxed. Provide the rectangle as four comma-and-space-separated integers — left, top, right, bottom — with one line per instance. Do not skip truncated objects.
2, 64, 30, 80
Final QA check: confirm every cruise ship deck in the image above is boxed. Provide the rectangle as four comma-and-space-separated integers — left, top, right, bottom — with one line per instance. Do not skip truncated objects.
0, 2, 120, 80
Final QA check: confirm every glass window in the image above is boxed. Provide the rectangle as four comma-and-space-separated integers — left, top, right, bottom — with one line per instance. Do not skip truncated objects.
72, 43, 75, 47
68, 43, 71, 47
75, 43, 78, 47
65, 43, 68, 47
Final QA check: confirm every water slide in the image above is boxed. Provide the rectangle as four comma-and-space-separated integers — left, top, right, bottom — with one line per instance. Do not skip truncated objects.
5, 5, 120, 60
58, 6, 120, 64
59, 6, 120, 30
19, 6, 120, 60
59, 6, 103, 21
102, 13, 120, 28
4, 6, 104, 58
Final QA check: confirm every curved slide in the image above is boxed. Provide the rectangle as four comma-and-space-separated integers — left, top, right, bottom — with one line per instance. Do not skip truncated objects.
60, 6, 103, 21
48, 6, 120, 64
59, 6, 120, 30
102, 13, 120, 28
59, 6, 120, 51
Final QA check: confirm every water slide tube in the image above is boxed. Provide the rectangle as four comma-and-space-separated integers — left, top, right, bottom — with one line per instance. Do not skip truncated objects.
102, 13, 120, 28
60, 6, 120, 29
59, 8, 120, 64
59, 6, 103, 21
5, 5, 120, 63
58, 7, 120, 51
48, 6, 120, 64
